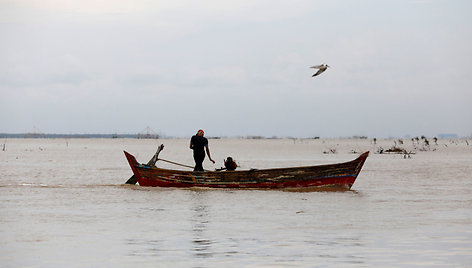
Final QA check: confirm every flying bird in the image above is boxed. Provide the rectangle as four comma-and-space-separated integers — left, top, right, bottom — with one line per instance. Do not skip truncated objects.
310, 64, 330, 77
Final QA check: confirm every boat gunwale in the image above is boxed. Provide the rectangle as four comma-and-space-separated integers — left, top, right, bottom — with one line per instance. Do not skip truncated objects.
132, 151, 370, 175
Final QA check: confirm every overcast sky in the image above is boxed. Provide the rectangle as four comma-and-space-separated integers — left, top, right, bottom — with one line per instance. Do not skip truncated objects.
1, 0, 471, 138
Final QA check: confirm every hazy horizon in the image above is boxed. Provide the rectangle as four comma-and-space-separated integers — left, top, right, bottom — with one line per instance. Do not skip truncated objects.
1, 0, 471, 138
0, 130, 466, 140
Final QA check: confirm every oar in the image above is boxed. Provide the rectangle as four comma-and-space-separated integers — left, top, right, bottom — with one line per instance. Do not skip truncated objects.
125, 144, 165, 184
125, 175, 138, 185
156, 158, 211, 172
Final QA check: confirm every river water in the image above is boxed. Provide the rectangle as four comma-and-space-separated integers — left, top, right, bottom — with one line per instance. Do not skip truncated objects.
1, 138, 471, 267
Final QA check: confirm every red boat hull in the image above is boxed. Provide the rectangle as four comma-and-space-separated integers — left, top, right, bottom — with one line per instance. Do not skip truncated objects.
124, 151, 369, 189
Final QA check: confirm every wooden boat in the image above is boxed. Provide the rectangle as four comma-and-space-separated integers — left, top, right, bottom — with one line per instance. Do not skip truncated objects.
124, 147, 369, 189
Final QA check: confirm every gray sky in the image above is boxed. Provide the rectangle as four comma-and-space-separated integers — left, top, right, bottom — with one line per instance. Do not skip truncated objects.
1, 0, 471, 138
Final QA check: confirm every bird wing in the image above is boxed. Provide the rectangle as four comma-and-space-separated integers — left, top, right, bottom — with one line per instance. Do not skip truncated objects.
310, 65, 323, 69
312, 68, 326, 77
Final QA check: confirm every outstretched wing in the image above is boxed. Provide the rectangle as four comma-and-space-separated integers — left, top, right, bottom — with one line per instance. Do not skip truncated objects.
310, 65, 323, 69
312, 68, 326, 77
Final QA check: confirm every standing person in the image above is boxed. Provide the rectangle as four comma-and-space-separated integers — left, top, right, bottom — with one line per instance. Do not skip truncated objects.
190, 129, 215, 171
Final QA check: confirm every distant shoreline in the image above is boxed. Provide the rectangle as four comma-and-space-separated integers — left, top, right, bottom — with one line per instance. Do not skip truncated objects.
0, 133, 467, 139
0, 133, 139, 139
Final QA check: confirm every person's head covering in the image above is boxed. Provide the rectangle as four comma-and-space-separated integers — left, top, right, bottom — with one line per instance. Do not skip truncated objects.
197, 129, 204, 135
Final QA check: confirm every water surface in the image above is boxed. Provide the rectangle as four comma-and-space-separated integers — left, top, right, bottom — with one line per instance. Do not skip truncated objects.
1, 138, 471, 267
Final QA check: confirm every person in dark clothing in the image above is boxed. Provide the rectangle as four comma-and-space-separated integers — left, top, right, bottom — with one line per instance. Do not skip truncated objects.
190, 129, 215, 171
224, 157, 238, 171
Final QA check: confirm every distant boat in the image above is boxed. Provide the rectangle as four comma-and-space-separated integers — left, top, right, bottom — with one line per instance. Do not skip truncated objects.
124, 149, 369, 190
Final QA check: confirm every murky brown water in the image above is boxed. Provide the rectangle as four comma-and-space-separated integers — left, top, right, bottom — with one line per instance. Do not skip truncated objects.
1, 138, 471, 267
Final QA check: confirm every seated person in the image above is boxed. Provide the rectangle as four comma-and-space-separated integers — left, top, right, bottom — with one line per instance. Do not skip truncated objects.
224, 157, 237, 171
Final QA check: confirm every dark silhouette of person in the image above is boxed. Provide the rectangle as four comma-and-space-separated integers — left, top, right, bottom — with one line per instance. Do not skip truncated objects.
189, 129, 215, 171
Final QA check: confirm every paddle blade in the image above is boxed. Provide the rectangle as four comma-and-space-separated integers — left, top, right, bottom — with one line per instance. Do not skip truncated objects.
125, 175, 137, 185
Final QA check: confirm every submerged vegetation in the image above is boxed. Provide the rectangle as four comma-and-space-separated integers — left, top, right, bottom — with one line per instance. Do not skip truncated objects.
371, 136, 472, 159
